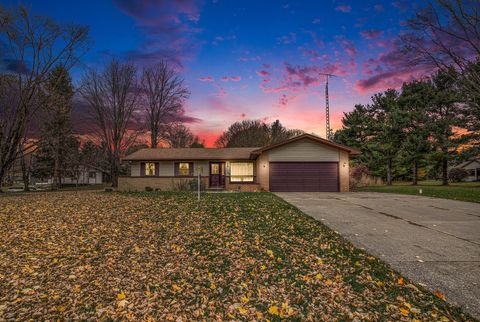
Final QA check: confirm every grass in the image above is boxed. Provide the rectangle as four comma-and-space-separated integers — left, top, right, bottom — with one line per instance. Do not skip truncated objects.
0, 191, 475, 320
357, 180, 480, 203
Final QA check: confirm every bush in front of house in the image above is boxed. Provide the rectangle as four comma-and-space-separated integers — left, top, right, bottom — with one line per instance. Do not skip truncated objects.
188, 178, 206, 191
448, 167, 469, 182
145, 186, 154, 191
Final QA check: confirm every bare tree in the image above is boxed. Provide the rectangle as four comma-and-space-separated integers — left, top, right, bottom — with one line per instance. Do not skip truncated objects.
163, 123, 195, 148
401, 0, 480, 72
141, 61, 190, 148
79, 59, 139, 187
164, 123, 195, 148
401, 0, 480, 152
215, 119, 303, 148
0, 5, 89, 190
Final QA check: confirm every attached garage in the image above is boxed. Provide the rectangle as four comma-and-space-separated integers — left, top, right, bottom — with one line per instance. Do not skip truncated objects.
269, 162, 339, 192
252, 134, 359, 192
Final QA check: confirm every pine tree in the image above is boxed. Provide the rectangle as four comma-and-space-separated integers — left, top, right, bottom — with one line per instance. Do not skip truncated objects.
397, 80, 433, 185
427, 68, 464, 185
36, 65, 74, 189
369, 89, 408, 185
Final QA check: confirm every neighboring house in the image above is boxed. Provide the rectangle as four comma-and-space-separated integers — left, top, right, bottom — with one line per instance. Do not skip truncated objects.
454, 157, 480, 181
44, 165, 105, 185
6, 161, 105, 187
119, 134, 359, 192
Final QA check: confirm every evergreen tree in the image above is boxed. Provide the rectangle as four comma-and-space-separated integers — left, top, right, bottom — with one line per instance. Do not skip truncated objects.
427, 68, 464, 185
36, 65, 74, 189
397, 80, 433, 184
369, 89, 407, 185
190, 136, 205, 148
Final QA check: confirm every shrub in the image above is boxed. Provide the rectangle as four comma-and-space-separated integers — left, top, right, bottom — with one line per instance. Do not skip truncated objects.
188, 178, 206, 191
448, 168, 469, 182
351, 164, 369, 181
145, 186, 154, 191
172, 179, 190, 191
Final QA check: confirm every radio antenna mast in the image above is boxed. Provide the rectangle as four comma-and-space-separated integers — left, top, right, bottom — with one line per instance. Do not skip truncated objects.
319, 73, 336, 140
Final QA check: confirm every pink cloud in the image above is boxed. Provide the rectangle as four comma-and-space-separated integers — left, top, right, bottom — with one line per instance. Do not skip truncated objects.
278, 94, 297, 107
336, 36, 357, 57
354, 69, 421, 94
221, 76, 242, 82
335, 4, 351, 12
216, 87, 227, 97
360, 29, 383, 40
198, 76, 214, 82
113, 0, 202, 67
354, 41, 432, 94
256, 70, 270, 77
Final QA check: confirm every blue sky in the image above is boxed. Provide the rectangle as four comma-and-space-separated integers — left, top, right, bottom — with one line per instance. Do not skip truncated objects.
2, 0, 429, 145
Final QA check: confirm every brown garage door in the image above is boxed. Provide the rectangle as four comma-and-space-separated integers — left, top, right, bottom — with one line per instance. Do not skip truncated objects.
269, 162, 339, 192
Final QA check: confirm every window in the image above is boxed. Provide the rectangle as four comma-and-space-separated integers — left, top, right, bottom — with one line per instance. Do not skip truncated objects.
178, 162, 190, 176
145, 162, 156, 176
89, 171, 96, 179
230, 162, 254, 182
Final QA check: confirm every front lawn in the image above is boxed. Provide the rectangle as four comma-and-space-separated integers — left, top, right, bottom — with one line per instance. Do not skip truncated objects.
357, 181, 480, 203
0, 191, 474, 320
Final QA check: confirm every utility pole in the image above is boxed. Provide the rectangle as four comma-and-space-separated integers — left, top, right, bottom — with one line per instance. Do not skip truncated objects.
319, 73, 336, 140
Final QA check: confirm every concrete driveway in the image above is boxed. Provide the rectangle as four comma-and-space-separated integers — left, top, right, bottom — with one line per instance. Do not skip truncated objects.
275, 192, 480, 318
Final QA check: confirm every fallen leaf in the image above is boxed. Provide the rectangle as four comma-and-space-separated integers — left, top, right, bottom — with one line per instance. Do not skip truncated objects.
117, 291, 126, 300
434, 290, 446, 301
269, 305, 279, 315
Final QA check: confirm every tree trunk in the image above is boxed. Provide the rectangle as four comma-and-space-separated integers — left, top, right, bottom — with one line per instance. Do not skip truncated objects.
442, 157, 449, 185
412, 159, 418, 185
0, 169, 4, 193
20, 153, 30, 192
151, 126, 158, 148
111, 156, 119, 188
386, 158, 393, 185
53, 138, 60, 190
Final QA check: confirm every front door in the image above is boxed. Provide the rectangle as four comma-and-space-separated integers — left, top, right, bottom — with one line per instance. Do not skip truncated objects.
209, 162, 225, 187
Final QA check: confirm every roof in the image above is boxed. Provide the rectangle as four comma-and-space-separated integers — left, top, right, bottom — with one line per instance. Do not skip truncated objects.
251, 133, 361, 155
455, 157, 480, 169
124, 134, 360, 161
123, 147, 260, 161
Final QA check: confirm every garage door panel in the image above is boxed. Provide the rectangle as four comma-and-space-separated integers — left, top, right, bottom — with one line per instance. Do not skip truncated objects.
269, 162, 338, 192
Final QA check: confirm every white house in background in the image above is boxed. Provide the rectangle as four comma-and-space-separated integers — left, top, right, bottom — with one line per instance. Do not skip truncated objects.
45, 165, 104, 185
455, 157, 480, 181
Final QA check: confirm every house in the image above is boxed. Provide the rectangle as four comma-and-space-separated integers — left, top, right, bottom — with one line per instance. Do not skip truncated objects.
454, 157, 480, 181
6, 160, 105, 187
43, 165, 105, 185
119, 134, 360, 192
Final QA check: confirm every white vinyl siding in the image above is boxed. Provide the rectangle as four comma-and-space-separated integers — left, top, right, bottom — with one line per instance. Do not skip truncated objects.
268, 139, 339, 162
131, 163, 141, 176
158, 161, 174, 176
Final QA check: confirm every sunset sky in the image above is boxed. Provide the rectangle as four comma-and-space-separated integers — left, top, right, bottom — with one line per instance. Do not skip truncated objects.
4, 0, 432, 146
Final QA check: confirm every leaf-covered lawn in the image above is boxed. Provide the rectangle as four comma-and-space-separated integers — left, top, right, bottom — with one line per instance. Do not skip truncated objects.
357, 184, 480, 203
0, 191, 475, 321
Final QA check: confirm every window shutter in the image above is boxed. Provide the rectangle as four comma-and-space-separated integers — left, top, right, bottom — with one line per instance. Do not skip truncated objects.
189, 162, 194, 176
155, 162, 159, 176
140, 162, 146, 176
174, 163, 179, 176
